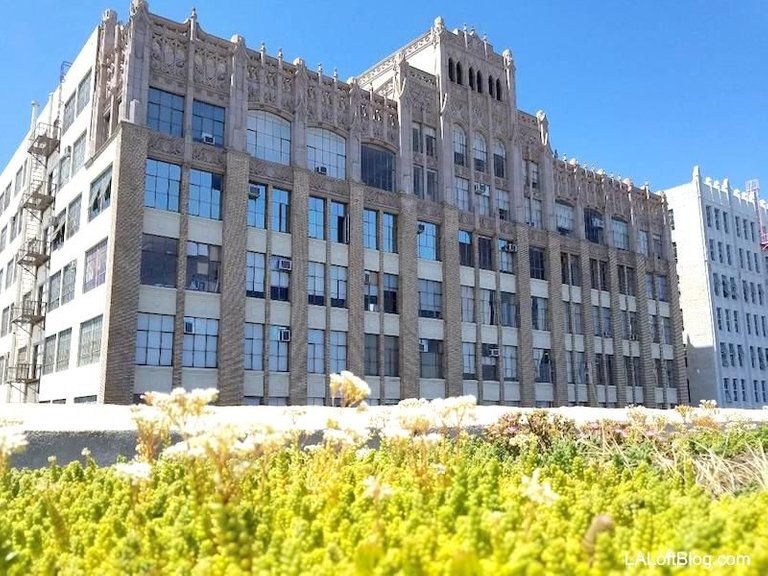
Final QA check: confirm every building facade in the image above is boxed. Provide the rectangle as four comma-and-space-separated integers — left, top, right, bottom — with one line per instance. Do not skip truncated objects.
665, 169, 768, 408
0, 1, 686, 407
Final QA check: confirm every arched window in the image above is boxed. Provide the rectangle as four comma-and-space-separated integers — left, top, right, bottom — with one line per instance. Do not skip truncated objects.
476, 70, 482, 93
456, 62, 463, 85
469, 67, 475, 90
472, 133, 487, 172
496, 79, 502, 101
448, 58, 455, 82
492, 140, 505, 178
361, 143, 395, 192
247, 110, 291, 165
306, 127, 346, 178
488, 76, 494, 98
452, 125, 466, 166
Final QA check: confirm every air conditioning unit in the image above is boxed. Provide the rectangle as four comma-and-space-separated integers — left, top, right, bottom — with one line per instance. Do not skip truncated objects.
473, 183, 489, 196
201, 133, 215, 145
489, 347, 500, 358
367, 303, 378, 312
315, 166, 328, 175
419, 340, 429, 352
278, 328, 292, 342
248, 186, 261, 199
502, 242, 517, 253
184, 320, 195, 334
277, 258, 292, 272
417, 223, 426, 234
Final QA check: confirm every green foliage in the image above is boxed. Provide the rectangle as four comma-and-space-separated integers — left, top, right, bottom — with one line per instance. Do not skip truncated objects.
0, 430, 765, 574
2, 390, 766, 575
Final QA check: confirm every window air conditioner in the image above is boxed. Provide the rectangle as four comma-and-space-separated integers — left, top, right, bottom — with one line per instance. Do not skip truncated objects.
419, 340, 429, 352
315, 166, 328, 175
473, 183, 489, 196
277, 258, 293, 272
184, 320, 195, 334
502, 242, 518, 253
489, 347, 500, 358
417, 223, 426, 234
201, 133, 215, 145
279, 328, 292, 342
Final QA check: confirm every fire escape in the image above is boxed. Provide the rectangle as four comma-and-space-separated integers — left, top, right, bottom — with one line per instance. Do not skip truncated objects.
6, 63, 68, 402
5, 123, 57, 401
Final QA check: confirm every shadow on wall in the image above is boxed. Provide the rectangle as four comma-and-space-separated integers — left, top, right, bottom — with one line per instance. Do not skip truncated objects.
685, 335, 715, 406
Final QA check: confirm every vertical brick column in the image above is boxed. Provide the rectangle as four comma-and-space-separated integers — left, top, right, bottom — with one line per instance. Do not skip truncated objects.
399, 194, 419, 399
442, 205, 462, 398
171, 167, 190, 391
547, 234, 568, 406
289, 170, 309, 405
217, 150, 249, 404
608, 249, 628, 406
668, 258, 690, 404
516, 227, 534, 406
579, 243, 597, 406
100, 123, 148, 404
347, 183, 365, 376
634, 256, 657, 407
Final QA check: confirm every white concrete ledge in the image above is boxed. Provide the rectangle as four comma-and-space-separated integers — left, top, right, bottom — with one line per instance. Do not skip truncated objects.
2, 404, 768, 433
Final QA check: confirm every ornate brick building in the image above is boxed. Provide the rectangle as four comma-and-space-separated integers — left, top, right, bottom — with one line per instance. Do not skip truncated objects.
0, 1, 686, 406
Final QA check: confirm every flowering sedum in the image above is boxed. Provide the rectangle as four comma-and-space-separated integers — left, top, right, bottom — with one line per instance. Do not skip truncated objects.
1, 385, 767, 575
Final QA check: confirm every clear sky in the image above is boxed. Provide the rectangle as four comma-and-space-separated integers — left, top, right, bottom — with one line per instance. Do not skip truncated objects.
0, 0, 765, 193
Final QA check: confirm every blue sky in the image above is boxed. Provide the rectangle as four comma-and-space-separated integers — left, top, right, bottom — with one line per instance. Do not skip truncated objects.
0, 0, 765, 192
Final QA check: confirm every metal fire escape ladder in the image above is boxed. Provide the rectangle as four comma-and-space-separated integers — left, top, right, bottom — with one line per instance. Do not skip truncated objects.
6, 63, 68, 401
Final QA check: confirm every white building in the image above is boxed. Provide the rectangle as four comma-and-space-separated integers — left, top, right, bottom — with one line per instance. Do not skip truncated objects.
665, 167, 768, 408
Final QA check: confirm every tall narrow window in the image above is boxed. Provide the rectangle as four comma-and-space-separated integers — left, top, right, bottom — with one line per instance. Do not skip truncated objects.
472, 133, 487, 172
271, 187, 291, 233
584, 209, 605, 244
307, 262, 325, 306
247, 183, 266, 228
452, 126, 467, 166
88, 166, 112, 221
145, 159, 181, 212
308, 196, 326, 240
78, 315, 103, 366
363, 209, 378, 249
364, 271, 379, 311
330, 265, 348, 308
270, 256, 291, 301
458, 230, 473, 267
417, 221, 439, 260
246, 252, 265, 298
244, 323, 264, 371
493, 140, 506, 178
186, 242, 221, 293
188, 169, 222, 220
307, 329, 324, 374
383, 274, 398, 314
83, 239, 108, 292
330, 201, 348, 244
307, 128, 346, 178
246, 110, 291, 165
382, 213, 397, 253
192, 100, 225, 145
361, 144, 395, 191
365, 334, 380, 376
